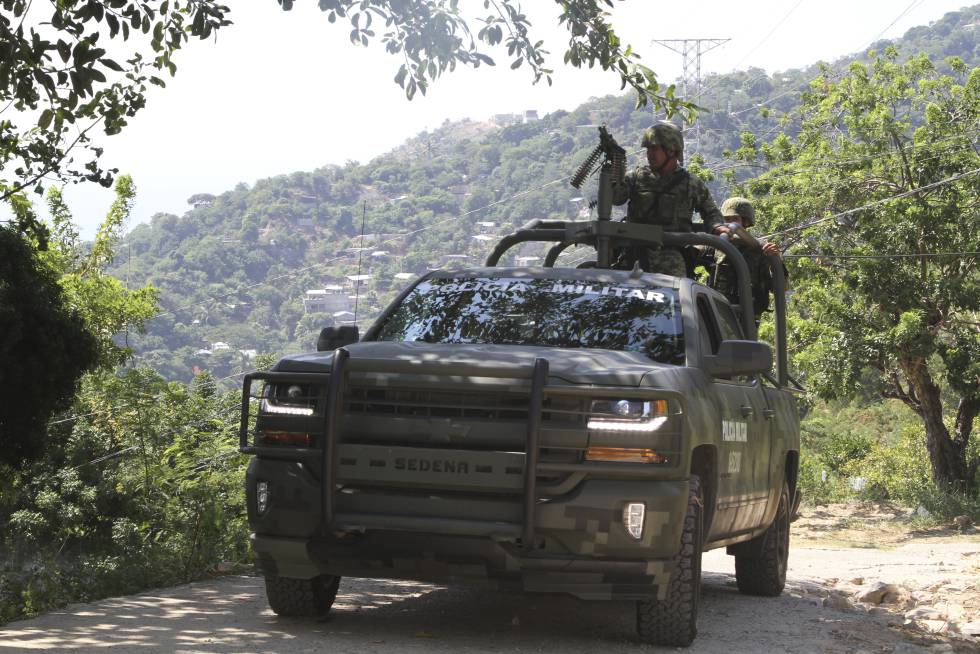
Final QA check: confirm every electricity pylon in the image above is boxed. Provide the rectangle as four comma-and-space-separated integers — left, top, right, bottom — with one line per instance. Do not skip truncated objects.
651, 38, 730, 155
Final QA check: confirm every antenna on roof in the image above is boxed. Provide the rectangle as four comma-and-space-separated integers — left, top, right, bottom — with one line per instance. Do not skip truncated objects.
353, 201, 366, 327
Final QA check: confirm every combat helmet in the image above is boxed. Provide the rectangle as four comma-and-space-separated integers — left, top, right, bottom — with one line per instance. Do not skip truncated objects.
641, 121, 684, 163
721, 197, 755, 227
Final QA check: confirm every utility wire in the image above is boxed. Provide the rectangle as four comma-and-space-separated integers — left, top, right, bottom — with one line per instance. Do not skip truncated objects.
871, 0, 927, 44
709, 0, 932, 118
67, 445, 137, 471
763, 167, 980, 238
784, 251, 980, 260
710, 135, 979, 178
731, 0, 806, 72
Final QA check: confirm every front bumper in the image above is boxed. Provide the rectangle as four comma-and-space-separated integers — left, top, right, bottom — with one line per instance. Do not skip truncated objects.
248, 474, 689, 601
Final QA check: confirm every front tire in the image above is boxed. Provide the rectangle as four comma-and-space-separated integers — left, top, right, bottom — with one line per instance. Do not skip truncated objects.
735, 483, 789, 596
636, 475, 703, 647
264, 574, 340, 618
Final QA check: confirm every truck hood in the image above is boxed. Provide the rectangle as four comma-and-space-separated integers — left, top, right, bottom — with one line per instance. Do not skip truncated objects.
275, 341, 672, 387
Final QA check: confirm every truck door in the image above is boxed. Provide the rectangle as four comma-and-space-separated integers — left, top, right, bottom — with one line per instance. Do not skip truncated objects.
697, 294, 772, 538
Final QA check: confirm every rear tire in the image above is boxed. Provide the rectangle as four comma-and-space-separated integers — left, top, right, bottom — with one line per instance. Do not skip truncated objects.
636, 475, 703, 647
264, 574, 340, 618
735, 483, 789, 596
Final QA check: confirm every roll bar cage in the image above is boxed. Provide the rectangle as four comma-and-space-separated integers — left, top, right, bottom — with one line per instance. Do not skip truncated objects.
483, 218, 791, 388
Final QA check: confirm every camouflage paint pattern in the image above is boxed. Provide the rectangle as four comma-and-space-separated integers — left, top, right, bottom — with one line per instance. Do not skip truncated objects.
640, 122, 685, 160
720, 196, 756, 227
611, 166, 724, 234
243, 266, 801, 603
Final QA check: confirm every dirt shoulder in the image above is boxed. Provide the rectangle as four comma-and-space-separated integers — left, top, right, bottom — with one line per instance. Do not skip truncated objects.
788, 502, 980, 644
0, 502, 977, 653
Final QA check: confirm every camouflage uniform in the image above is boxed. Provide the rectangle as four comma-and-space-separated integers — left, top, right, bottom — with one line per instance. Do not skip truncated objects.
612, 123, 724, 277
712, 197, 784, 319
715, 238, 769, 317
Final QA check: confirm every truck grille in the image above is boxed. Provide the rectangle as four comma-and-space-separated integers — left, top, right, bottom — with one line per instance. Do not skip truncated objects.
340, 383, 586, 496
346, 386, 586, 426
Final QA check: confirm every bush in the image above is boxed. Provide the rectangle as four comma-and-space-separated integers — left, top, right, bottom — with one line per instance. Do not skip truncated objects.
797, 399, 979, 520
847, 424, 933, 506
798, 449, 852, 505
0, 368, 251, 624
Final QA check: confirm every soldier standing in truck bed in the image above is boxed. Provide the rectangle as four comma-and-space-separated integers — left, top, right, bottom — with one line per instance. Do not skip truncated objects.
712, 196, 786, 322
611, 121, 724, 277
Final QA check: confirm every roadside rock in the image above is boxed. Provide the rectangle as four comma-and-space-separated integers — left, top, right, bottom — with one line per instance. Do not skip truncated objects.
905, 606, 944, 621
824, 593, 854, 612
856, 581, 896, 604
952, 515, 973, 531
856, 581, 906, 604
910, 590, 933, 603
882, 588, 913, 608
959, 620, 980, 637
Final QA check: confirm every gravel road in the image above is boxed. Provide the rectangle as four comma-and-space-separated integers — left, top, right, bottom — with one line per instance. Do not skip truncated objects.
2, 538, 978, 654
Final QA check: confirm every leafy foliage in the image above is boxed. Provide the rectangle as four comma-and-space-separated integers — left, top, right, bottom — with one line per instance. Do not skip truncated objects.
280, 0, 684, 112
799, 399, 980, 519
0, 226, 97, 467
0, 368, 249, 623
735, 50, 980, 490
0, 0, 231, 212
0, 176, 157, 466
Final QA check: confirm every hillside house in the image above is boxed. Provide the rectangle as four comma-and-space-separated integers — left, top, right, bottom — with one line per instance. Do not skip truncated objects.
303, 286, 349, 314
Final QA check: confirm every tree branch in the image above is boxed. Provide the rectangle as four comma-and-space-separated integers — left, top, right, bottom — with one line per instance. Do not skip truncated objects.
882, 371, 922, 413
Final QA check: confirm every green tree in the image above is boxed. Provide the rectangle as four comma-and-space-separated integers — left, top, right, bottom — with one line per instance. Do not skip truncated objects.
0, 226, 97, 467
44, 176, 159, 368
0, 176, 157, 466
0, 1, 231, 216
737, 50, 980, 491
281, 0, 687, 112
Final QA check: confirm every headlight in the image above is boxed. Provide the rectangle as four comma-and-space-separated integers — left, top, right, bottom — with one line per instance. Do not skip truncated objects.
585, 398, 673, 464
587, 399, 668, 432
259, 383, 318, 416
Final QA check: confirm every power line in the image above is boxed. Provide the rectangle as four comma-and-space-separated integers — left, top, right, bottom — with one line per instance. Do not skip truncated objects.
871, 0, 927, 44
784, 251, 980, 260
695, 0, 808, 104
712, 136, 979, 182
49, 366, 257, 428
764, 167, 980, 238
67, 445, 137, 471
706, 0, 935, 122
732, 0, 805, 71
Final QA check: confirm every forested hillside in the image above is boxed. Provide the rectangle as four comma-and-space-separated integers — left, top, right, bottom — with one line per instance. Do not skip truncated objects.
114, 6, 979, 382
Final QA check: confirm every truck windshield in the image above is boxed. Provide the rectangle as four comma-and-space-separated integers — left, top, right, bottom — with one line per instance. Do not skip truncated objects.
375, 277, 685, 365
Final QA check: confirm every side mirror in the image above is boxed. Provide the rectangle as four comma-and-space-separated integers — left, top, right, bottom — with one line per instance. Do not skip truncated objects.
317, 325, 359, 352
703, 340, 772, 378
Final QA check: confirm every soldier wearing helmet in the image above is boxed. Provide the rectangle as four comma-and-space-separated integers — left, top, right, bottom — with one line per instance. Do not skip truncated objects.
712, 197, 785, 321
611, 121, 724, 277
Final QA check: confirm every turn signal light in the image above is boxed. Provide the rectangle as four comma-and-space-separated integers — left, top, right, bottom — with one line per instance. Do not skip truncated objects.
259, 430, 313, 446
584, 447, 667, 464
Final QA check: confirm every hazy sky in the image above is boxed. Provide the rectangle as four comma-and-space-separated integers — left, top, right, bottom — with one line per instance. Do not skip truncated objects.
39, 0, 972, 237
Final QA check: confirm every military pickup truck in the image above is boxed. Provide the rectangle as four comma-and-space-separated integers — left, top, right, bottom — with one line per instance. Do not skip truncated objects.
238, 214, 802, 647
